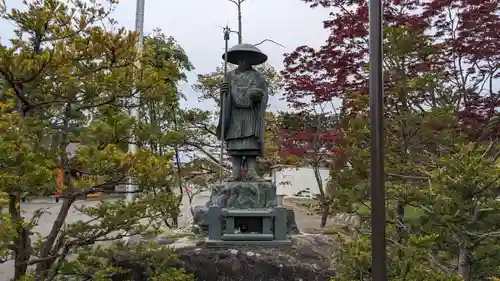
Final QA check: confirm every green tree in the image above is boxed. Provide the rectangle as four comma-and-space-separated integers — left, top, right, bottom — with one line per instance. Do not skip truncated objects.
0, 0, 192, 280
0, 190, 16, 264
193, 62, 283, 105
326, 27, 470, 280
418, 142, 500, 280
137, 28, 193, 228
284, 2, 500, 278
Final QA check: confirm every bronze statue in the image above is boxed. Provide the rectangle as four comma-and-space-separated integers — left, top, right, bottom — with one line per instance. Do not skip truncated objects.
215, 43, 269, 182
193, 40, 300, 244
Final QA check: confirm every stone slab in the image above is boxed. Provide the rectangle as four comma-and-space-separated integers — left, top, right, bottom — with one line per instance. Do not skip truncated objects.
222, 208, 274, 217
221, 233, 275, 241
205, 239, 292, 247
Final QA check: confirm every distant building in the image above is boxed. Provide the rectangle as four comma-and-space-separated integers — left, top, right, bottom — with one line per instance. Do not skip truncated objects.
272, 167, 330, 198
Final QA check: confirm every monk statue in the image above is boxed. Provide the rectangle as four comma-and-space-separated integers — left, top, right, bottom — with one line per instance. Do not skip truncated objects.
216, 43, 269, 182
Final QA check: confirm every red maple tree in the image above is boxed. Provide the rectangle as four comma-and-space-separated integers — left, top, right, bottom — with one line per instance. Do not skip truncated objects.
277, 109, 344, 227
279, 110, 343, 162
282, 0, 500, 140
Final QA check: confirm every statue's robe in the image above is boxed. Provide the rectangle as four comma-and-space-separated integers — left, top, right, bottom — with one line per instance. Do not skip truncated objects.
216, 68, 269, 157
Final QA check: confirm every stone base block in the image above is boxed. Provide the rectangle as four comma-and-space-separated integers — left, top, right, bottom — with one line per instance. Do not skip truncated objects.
192, 180, 300, 236
205, 239, 292, 247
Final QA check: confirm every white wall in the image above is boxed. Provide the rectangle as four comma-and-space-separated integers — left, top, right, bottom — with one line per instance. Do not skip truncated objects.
272, 167, 330, 197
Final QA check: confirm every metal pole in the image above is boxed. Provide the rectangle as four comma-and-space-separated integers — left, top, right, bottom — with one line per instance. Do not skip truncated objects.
369, 0, 387, 279
126, 0, 145, 202
219, 26, 230, 184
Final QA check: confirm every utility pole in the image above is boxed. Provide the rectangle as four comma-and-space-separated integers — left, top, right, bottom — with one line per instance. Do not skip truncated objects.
126, 0, 145, 202
228, 0, 245, 44
368, 0, 387, 279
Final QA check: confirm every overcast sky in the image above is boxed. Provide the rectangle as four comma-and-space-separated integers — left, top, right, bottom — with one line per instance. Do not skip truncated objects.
1, 0, 332, 111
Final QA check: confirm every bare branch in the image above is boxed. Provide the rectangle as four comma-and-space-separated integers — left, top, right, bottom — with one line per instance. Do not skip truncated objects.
184, 141, 230, 170
386, 172, 429, 181
254, 39, 285, 48
216, 25, 240, 35
0, 0, 5, 15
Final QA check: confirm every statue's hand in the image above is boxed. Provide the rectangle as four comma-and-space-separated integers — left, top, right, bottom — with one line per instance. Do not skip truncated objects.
248, 88, 263, 103
220, 81, 229, 94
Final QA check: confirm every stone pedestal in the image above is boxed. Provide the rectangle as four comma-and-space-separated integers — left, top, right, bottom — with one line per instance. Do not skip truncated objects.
192, 181, 299, 246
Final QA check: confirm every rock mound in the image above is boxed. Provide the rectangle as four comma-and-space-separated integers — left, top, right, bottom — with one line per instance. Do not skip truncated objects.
114, 234, 337, 281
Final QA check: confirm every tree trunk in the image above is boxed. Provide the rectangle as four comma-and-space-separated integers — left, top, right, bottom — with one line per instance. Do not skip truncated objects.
35, 103, 74, 279
312, 165, 329, 228
237, 3, 242, 44
395, 202, 405, 242
320, 201, 330, 228
11, 101, 32, 280
9, 194, 29, 280
458, 245, 471, 281
173, 110, 183, 228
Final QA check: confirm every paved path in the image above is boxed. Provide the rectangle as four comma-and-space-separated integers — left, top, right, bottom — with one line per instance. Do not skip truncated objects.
0, 193, 210, 280
282, 199, 324, 231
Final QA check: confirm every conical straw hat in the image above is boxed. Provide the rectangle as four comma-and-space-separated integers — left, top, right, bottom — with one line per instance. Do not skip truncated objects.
222, 43, 268, 66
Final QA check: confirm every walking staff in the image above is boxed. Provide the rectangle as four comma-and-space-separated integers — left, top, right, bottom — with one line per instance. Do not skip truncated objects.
219, 26, 230, 184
